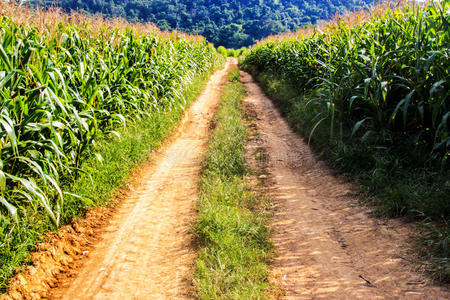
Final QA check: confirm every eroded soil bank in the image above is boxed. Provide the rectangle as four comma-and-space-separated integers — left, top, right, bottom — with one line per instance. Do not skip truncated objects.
241, 70, 449, 300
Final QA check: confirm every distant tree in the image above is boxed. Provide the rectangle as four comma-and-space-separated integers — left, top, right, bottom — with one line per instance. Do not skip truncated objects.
33, 0, 375, 48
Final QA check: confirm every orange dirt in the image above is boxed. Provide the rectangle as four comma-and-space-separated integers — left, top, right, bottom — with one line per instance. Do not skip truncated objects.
1, 60, 233, 300
240, 71, 449, 300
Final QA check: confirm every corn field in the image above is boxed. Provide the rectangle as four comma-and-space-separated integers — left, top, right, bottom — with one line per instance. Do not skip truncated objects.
242, 1, 449, 162
0, 15, 219, 227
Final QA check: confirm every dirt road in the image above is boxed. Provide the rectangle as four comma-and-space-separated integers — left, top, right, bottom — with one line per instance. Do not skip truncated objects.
241, 71, 449, 299
5, 63, 447, 299
46, 61, 233, 299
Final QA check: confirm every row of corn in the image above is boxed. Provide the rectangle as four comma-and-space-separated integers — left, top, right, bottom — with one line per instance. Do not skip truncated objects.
0, 16, 220, 227
242, 1, 449, 162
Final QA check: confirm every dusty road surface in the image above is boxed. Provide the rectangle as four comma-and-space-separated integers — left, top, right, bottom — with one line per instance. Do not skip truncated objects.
241, 71, 449, 300
48, 61, 233, 299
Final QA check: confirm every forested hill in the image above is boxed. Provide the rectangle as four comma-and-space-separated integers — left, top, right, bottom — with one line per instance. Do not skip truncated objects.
35, 0, 375, 48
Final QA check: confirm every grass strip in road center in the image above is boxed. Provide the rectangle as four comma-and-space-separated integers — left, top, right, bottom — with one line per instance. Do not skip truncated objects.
194, 68, 271, 299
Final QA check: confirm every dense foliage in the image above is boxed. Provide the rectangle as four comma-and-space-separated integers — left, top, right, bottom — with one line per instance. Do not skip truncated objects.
0, 12, 221, 290
34, 0, 374, 48
242, 2, 449, 218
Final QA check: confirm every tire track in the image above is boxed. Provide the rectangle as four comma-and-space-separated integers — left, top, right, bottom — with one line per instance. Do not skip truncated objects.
241, 70, 449, 300
48, 60, 234, 299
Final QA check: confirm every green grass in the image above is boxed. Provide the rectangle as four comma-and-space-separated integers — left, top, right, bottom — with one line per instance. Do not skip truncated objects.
194, 68, 271, 299
0, 68, 219, 293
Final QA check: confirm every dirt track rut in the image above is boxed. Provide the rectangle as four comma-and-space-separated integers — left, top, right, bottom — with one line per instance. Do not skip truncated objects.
241, 71, 449, 300
48, 61, 232, 299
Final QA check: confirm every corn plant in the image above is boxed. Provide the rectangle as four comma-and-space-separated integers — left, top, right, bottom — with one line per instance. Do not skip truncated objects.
0, 16, 220, 227
243, 1, 449, 161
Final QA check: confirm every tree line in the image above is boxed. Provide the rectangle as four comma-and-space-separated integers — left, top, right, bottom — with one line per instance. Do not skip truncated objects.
34, 0, 375, 48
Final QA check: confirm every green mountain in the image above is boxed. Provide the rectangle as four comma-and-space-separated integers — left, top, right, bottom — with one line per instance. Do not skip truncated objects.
35, 0, 375, 48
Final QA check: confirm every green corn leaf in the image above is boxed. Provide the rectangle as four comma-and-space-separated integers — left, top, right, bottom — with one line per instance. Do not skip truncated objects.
0, 44, 12, 71
352, 118, 369, 137
0, 115, 18, 155
0, 70, 16, 90
0, 196, 18, 222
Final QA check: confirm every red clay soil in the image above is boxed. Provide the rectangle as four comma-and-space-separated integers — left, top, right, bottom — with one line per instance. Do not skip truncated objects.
241, 70, 449, 300
1, 207, 116, 300
0, 60, 233, 300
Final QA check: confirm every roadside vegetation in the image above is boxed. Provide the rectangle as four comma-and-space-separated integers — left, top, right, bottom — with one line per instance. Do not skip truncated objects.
217, 46, 248, 58
241, 1, 449, 281
0, 4, 222, 292
195, 68, 271, 298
